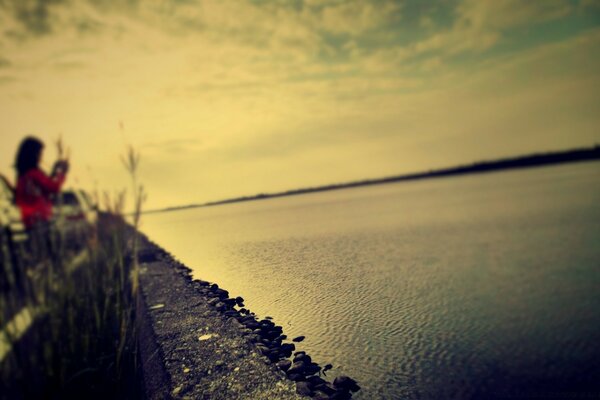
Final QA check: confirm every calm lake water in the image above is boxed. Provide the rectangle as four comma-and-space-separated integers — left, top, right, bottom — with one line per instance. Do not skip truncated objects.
142, 162, 600, 399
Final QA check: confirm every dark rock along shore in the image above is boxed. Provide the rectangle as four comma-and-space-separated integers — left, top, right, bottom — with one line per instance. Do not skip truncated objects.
136, 235, 361, 399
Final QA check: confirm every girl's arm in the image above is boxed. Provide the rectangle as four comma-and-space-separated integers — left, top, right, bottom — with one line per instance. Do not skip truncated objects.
51, 160, 69, 178
29, 169, 66, 193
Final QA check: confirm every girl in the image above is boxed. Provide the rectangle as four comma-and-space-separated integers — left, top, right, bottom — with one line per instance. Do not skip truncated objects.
14, 136, 69, 228
14, 136, 69, 266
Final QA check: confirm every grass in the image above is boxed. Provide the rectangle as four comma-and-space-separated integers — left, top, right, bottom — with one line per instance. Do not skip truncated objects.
0, 146, 146, 399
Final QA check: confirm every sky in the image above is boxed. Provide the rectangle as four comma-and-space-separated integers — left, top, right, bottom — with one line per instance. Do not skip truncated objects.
0, 0, 599, 210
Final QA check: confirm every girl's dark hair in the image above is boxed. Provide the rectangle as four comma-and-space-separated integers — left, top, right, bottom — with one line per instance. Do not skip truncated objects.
15, 136, 44, 177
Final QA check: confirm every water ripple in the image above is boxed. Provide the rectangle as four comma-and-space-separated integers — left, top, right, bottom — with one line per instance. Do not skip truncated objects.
143, 163, 600, 399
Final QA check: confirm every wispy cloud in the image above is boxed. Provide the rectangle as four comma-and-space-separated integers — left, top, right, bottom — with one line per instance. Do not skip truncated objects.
0, 0, 598, 208
140, 138, 204, 156
51, 60, 86, 71
0, 75, 17, 85
1, 0, 66, 37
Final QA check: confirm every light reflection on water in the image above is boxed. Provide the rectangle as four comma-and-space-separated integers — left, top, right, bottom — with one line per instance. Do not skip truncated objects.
142, 162, 600, 399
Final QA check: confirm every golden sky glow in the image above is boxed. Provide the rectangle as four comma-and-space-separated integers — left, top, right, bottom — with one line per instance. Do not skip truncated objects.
1, 0, 599, 210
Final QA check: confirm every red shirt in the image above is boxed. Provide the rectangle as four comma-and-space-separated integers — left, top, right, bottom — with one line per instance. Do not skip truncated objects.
15, 168, 65, 228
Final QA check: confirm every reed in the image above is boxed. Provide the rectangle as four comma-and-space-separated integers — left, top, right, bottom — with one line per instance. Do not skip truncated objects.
0, 146, 146, 399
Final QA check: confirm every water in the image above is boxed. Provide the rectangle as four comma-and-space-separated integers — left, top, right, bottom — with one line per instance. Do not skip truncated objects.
142, 162, 600, 399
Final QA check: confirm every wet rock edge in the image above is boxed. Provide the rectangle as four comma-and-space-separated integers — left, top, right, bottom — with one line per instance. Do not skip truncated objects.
136, 234, 361, 400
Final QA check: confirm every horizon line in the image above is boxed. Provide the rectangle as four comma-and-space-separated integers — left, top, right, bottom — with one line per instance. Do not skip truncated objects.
142, 144, 600, 215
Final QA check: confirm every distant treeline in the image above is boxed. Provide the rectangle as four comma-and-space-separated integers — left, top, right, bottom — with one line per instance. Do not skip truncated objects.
149, 145, 600, 214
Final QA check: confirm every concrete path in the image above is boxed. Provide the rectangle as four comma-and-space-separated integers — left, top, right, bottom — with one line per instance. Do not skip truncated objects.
138, 254, 305, 400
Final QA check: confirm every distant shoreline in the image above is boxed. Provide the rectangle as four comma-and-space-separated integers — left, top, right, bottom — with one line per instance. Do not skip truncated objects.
144, 145, 600, 215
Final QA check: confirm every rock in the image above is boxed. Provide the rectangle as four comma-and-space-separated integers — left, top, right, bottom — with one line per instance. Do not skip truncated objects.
210, 283, 219, 290
313, 391, 331, 400
266, 330, 281, 340
330, 390, 352, 400
260, 324, 274, 330
235, 296, 244, 306
271, 327, 283, 337
314, 383, 337, 396
296, 381, 313, 396
333, 376, 360, 393
281, 343, 295, 352
276, 359, 292, 372
287, 361, 306, 376
293, 351, 306, 357
207, 297, 220, 306
228, 318, 243, 329
267, 340, 281, 349
304, 363, 321, 376
306, 376, 327, 388
288, 373, 305, 382
280, 343, 295, 357
223, 298, 237, 307
267, 351, 281, 362
244, 317, 257, 325
245, 322, 260, 330
255, 344, 270, 355
293, 353, 311, 364
292, 335, 305, 343
247, 334, 261, 343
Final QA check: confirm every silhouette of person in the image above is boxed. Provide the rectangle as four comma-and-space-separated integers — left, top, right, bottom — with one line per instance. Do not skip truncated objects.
14, 136, 69, 263
14, 136, 69, 228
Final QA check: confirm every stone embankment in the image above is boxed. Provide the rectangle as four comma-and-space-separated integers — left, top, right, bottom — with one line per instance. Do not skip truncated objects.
136, 236, 361, 400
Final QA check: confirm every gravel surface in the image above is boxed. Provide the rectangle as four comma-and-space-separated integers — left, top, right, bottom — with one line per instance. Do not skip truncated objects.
137, 245, 305, 400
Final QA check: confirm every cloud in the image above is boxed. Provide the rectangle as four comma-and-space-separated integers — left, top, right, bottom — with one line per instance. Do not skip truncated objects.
457, 0, 572, 31
308, 0, 402, 35
0, 0, 66, 37
72, 15, 104, 35
219, 27, 600, 159
580, 0, 600, 11
411, 0, 573, 56
1, 0, 598, 210
0, 56, 11, 67
140, 138, 204, 156
51, 60, 86, 71
0, 75, 17, 85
